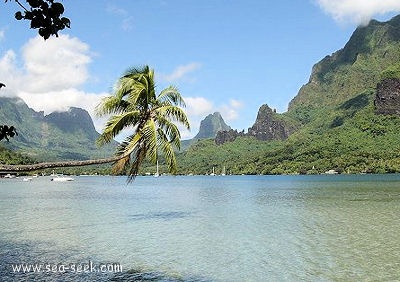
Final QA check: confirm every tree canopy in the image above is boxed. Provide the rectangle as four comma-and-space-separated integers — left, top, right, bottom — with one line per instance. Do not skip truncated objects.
6, 0, 70, 40
1, 1, 71, 140
0, 66, 190, 181
0, 125, 17, 141
96, 65, 190, 180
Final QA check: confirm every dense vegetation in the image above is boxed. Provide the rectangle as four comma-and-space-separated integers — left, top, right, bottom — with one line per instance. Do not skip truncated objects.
0, 145, 33, 165
4, 16, 400, 176
174, 16, 400, 176
0, 97, 116, 161
177, 137, 283, 175
0, 143, 114, 175
176, 90, 400, 175
288, 17, 400, 121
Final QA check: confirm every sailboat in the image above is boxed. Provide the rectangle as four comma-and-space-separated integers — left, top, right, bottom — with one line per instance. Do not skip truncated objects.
210, 166, 216, 176
154, 160, 160, 177
221, 166, 226, 176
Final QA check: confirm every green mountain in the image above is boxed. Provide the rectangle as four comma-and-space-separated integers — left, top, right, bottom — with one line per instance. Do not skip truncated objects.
180, 112, 231, 150
0, 96, 117, 161
177, 15, 400, 175
288, 15, 400, 122
5, 15, 400, 175
194, 112, 231, 139
215, 104, 300, 145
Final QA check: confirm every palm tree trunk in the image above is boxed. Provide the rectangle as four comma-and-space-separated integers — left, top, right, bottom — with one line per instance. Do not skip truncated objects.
0, 155, 124, 172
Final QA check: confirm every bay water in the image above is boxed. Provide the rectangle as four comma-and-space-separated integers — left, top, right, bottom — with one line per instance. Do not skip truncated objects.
1, 174, 400, 281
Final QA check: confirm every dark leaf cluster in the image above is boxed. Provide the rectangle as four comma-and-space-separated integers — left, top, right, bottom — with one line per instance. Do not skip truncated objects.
6, 0, 70, 40
0, 125, 17, 141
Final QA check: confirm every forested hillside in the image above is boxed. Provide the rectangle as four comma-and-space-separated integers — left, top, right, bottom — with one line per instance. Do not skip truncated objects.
176, 15, 400, 175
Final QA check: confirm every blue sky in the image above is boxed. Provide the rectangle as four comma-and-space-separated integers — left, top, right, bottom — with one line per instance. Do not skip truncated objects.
0, 1, 400, 139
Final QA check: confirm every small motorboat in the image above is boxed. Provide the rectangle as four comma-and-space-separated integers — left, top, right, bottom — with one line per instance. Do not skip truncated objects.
51, 176, 74, 182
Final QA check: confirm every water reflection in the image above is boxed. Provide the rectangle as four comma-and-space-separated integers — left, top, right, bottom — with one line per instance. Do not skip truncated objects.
293, 176, 400, 281
1, 175, 400, 281
129, 211, 192, 221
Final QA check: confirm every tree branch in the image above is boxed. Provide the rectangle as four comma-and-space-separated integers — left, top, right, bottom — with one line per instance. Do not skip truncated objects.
14, 0, 29, 12
0, 152, 132, 173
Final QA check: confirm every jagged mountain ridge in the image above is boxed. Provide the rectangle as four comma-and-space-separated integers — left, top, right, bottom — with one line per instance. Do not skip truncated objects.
177, 15, 400, 175
44, 107, 99, 140
288, 15, 400, 121
0, 96, 116, 161
193, 112, 231, 139
215, 104, 299, 145
180, 112, 231, 151
217, 15, 400, 143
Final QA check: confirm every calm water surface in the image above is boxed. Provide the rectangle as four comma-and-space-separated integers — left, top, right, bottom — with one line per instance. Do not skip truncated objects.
1, 174, 400, 281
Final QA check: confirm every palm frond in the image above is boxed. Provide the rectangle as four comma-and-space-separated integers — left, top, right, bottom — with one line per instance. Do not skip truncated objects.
141, 119, 158, 164
97, 65, 190, 181
157, 86, 186, 107
127, 146, 147, 182
120, 77, 142, 106
115, 133, 142, 156
119, 67, 157, 112
155, 105, 190, 130
157, 128, 177, 174
112, 155, 130, 175
96, 96, 131, 117
112, 133, 145, 179
156, 116, 181, 149
123, 65, 150, 77
96, 111, 141, 146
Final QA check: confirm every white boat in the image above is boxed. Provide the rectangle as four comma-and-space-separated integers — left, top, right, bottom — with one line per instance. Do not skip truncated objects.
51, 176, 74, 182
210, 167, 216, 176
23, 177, 33, 182
154, 160, 160, 177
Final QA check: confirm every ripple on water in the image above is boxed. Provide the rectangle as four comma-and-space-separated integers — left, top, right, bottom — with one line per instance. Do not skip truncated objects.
2, 175, 400, 281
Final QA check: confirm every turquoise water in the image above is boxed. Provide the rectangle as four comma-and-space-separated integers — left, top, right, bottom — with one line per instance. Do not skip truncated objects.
1, 174, 400, 281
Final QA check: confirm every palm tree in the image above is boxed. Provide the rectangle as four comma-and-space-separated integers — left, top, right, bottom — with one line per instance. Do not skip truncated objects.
0, 66, 190, 178
96, 65, 190, 180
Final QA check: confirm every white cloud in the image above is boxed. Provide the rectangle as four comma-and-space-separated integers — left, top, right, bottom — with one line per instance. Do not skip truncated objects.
179, 97, 244, 139
121, 17, 134, 31
184, 96, 214, 116
158, 62, 202, 83
106, 5, 134, 31
0, 33, 239, 140
21, 35, 91, 93
0, 29, 5, 42
18, 89, 108, 132
18, 88, 106, 116
106, 5, 128, 16
316, 0, 400, 25
0, 50, 23, 95
218, 99, 243, 121
0, 35, 106, 131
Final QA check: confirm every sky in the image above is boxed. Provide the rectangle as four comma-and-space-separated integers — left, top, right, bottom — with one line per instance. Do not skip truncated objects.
0, 0, 400, 140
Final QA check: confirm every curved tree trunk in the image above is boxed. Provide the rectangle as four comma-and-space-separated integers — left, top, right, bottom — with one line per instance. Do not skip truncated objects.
0, 155, 125, 172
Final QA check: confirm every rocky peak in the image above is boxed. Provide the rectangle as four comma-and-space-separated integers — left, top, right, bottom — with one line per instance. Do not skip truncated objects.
288, 15, 400, 113
44, 107, 98, 139
375, 78, 400, 115
194, 112, 231, 139
215, 104, 298, 145
247, 104, 293, 141
215, 129, 245, 145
